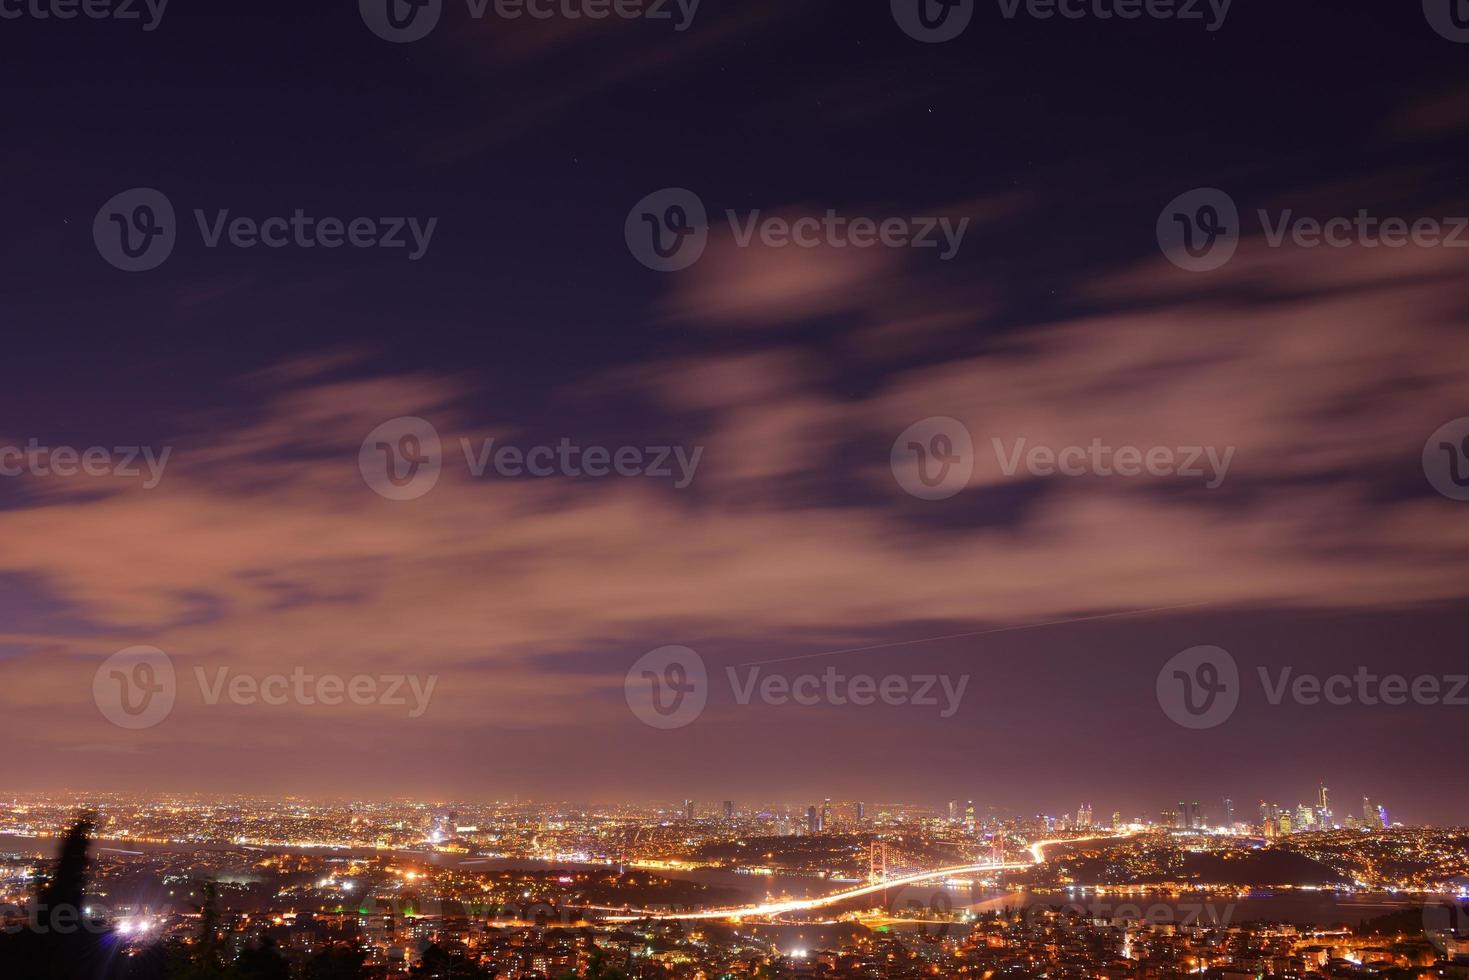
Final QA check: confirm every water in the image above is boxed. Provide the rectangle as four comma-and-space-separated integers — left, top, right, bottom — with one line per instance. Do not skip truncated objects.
0, 836, 1446, 926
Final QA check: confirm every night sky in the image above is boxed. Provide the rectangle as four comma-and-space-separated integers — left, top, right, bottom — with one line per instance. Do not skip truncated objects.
1, 1, 1468, 822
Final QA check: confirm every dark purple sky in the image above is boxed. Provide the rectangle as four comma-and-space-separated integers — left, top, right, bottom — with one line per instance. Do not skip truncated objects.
1, 1, 1467, 823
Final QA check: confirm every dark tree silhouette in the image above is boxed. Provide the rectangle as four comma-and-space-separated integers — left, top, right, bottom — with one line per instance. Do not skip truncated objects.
233, 936, 291, 980
411, 943, 490, 978
298, 945, 370, 980
0, 810, 118, 980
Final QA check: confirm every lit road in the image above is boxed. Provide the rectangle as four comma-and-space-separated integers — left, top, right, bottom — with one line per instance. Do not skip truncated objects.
599, 832, 1132, 921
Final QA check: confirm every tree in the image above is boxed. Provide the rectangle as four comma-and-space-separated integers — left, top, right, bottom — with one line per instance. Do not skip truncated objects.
299, 946, 371, 980
411, 943, 490, 978
0, 811, 119, 980
234, 936, 291, 980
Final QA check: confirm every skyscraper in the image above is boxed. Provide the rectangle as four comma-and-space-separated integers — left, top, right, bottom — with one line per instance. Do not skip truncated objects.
1223, 798, 1235, 827
723, 800, 734, 821
807, 806, 820, 835
684, 799, 694, 821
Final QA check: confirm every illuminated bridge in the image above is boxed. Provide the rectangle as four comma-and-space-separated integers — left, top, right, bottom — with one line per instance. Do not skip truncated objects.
597, 833, 1130, 922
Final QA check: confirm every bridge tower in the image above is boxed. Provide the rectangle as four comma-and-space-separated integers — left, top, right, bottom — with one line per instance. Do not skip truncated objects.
868, 839, 887, 884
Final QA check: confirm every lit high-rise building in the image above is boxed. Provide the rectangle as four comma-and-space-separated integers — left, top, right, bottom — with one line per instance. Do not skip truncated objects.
723, 800, 734, 821
684, 799, 694, 821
